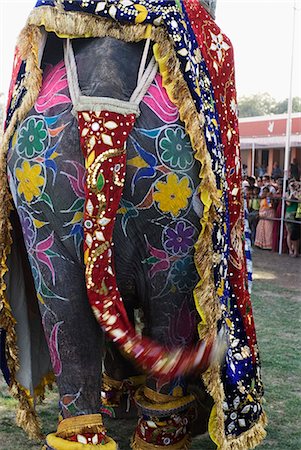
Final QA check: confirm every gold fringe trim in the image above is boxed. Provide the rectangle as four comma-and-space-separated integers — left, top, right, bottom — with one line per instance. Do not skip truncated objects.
102, 373, 146, 406
131, 434, 191, 450
57, 414, 106, 440
35, 373, 55, 402
10, 373, 55, 440
102, 373, 123, 391
213, 412, 268, 450
135, 386, 195, 412
10, 382, 43, 440
102, 372, 146, 391
144, 387, 176, 403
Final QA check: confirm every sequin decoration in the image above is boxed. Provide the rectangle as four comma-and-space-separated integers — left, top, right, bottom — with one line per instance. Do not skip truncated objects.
78, 109, 214, 379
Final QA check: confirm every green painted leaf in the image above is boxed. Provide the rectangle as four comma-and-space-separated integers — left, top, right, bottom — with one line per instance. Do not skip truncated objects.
97, 173, 105, 191
62, 198, 85, 213
41, 192, 54, 212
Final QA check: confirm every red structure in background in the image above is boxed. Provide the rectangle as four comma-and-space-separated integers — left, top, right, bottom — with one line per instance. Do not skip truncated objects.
239, 113, 301, 177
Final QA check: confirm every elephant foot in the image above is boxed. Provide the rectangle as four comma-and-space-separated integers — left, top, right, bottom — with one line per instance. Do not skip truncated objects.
131, 386, 194, 449
43, 414, 118, 449
101, 373, 145, 418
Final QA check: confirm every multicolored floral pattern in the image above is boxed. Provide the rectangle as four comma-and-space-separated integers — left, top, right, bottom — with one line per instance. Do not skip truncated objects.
119, 73, 202, 307
7, 60, 77, 386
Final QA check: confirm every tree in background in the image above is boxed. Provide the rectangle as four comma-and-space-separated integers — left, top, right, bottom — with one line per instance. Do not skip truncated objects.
272, 97, 301, 115
238, 93, 301, 118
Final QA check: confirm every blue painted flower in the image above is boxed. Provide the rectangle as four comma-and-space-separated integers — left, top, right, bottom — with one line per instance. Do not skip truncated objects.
19, 209, 35, 248
171, 256, 199, 292
164, 220, 195, 255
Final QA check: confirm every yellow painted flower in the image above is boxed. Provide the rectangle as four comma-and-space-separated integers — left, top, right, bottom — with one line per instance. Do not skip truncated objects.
15, 160, 44, 203
153, 173, 192, 217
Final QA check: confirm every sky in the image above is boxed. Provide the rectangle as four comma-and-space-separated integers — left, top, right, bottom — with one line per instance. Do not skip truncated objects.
0, 0, 300, 104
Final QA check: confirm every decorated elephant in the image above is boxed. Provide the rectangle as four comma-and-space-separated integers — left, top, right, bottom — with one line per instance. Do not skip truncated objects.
0, 0, 266, 449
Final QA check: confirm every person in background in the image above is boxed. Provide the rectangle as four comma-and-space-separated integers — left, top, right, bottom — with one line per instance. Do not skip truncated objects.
285, 180, 300, 257
261, 174, 276, 195
272, 179, 287, 253
255, 162, 265, 178
255, 187, 275, 249
248, 186, 260, 245
247, 176, 256, 188
290, 158, 300, 181
242, 164, 248, 179
271, 161, 283, 180
256, 176, 263, 189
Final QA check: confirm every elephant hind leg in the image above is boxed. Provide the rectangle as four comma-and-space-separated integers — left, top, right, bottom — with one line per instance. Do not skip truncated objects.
132, 385, 194, 449
44, 414, 118, 449
102, 257, 147, 417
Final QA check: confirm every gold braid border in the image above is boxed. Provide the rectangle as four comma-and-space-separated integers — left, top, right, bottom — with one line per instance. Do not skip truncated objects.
56, 414, 106, 440
131, 434, 192, 450
0, 6, 267, 448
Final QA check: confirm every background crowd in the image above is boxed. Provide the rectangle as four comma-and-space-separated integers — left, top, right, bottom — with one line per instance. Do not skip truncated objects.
244, 158, 301, 257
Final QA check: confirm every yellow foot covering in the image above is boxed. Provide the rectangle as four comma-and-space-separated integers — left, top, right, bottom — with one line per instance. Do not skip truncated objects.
44, 434, 118, 450
44, 415, 118, 449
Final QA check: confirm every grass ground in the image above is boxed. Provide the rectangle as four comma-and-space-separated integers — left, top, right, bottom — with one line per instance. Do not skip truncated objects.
0, 249, 300, 450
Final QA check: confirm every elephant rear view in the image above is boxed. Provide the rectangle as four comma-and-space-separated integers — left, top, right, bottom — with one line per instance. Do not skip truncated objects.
0, 1, 266, 449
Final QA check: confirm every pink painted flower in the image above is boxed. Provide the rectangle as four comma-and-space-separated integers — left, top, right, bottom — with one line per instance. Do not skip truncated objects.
35, 232, 56, 285
49, 321, 64, 376
143, 237, 170, 278
35, 61, 71, 113
168, 301, 196, 347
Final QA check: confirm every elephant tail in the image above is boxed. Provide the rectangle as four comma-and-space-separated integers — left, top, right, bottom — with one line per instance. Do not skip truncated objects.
79, 108, 224, 379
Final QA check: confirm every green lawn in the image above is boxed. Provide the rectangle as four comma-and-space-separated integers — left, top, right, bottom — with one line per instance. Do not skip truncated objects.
1, 259, 300, 449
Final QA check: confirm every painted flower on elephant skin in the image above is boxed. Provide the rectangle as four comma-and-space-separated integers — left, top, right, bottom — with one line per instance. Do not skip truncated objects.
171, 256, 199, 292
35, 60, 71, 113
168, 300, 197, 347
19, 208, 36, 248
15, 160, 45, 203
48, 321, 64, 377
17, 116, 49, 158
164, 220, 195, 255
143, 74, 179, 124
160, 127, 193, 170
153, 173, 192, 217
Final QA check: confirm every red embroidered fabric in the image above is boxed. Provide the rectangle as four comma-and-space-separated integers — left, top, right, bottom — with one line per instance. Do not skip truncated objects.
78, 109, 214, 378
5, 48, 23, 129
183, 0, 257, 360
